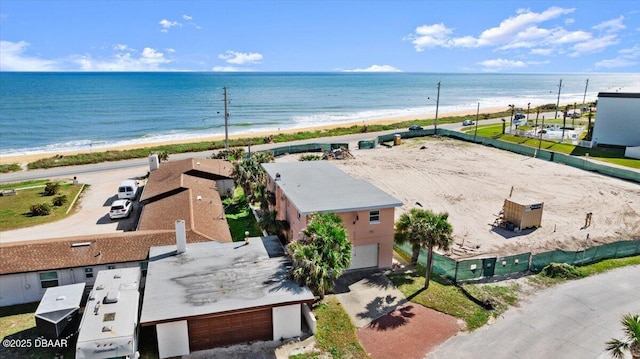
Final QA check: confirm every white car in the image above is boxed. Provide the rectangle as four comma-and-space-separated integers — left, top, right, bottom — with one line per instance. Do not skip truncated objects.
109, 199, 133, 219
462, 119, 474, 126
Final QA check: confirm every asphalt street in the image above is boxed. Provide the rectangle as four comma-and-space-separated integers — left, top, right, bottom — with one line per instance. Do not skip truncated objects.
427, 265, 640, 359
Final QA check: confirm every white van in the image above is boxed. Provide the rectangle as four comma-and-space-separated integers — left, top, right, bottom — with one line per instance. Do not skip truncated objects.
117, 180, 139, 200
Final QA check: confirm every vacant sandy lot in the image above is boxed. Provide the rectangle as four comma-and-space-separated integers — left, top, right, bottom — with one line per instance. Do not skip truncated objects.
278, 137, 640, 258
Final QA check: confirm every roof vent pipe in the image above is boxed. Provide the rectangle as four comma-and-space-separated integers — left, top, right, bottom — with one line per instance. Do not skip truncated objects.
176, 220, 187, 254
275, 173, 281, 181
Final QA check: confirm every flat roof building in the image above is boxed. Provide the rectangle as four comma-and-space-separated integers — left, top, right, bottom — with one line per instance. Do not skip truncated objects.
140, 236, 314, 358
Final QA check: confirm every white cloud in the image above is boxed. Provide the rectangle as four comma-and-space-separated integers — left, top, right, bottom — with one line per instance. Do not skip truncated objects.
159, 19, 181, 33
594, 44, 640, 68
75, 46, 172, 71
0, 40, 60, 71
406, 7, 576, 51
218, 50, 263, 65
618, 44, 640, 58
478, 58, 527, 71
565, 18, 575, 25
594, 58, 637, 68
530, 48, 553, 56
593, 16, 626, 33
342, 65, 402, 72
476, 7, 575, 47
182, 15, 192, 20
570, 34, 618, 54
212, 66, 252, 72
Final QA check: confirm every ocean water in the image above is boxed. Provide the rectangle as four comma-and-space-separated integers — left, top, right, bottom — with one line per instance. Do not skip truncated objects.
1, 72, 639, 156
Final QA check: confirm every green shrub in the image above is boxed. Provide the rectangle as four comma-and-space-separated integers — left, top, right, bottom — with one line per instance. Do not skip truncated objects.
30, 203, 52, 216
299, 154, 322, 161
0, 163, 21, 173
52, 195, 68, 206
43, 182, 60, 196
540, 263, 584, 279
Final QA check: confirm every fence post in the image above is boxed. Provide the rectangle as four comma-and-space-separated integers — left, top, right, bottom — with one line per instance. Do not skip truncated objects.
454, 260, 459, 284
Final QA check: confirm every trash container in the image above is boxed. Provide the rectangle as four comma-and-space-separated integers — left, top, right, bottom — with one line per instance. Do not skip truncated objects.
394, 134, 401, 146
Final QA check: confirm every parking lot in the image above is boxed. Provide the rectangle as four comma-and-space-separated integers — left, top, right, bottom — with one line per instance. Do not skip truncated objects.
0, 165, 148, 243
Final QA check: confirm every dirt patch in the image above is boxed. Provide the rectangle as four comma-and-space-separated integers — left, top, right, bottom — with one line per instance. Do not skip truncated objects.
276, 137, 640, 258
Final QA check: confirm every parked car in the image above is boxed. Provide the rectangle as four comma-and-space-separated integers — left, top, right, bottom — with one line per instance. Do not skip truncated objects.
514, 113, 525, 120
408, 125, 423, 131
462, 119, 474, 126
109, 199, 133, 219
118, 180, 139, 200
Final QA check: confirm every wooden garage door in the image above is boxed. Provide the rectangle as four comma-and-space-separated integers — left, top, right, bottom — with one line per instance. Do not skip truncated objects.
188, 308, 273, 351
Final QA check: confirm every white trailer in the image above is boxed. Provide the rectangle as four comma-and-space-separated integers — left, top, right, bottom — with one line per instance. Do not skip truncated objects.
76, 268, 140, 359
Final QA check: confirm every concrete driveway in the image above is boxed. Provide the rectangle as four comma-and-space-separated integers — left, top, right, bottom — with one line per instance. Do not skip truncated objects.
333, 269, 408, 328
0, 166, 147, 243
427, 265, 640, 359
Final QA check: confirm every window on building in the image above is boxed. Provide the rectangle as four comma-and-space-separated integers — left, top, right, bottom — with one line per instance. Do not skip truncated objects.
297, 212, 301, 221
84, 268, 94, 279
369, 210, 380, 224
39, 272, 59, 288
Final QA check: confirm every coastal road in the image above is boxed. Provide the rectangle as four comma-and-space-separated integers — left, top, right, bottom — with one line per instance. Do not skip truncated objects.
0, 114, 522, 184
427, 265, 640, 359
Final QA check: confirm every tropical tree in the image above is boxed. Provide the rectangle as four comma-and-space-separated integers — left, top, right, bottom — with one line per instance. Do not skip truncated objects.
606, 313, 640, 359
289, 213, 351, 298
394, 208, 453, 289
231, 150, 274, 205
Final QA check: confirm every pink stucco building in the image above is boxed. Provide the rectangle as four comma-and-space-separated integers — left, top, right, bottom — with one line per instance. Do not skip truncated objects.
262, 161, 402, 269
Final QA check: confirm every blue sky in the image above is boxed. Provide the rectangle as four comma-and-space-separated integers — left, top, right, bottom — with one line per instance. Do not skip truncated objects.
1, 0, 639, 72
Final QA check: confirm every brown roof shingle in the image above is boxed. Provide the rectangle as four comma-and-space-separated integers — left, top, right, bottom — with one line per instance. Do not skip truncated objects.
0, 230, 213, 275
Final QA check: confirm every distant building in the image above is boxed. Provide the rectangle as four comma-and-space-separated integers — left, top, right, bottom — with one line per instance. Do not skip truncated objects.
592, 92, 640, 147
262, 161, 402, 269
140, 234, 314, 358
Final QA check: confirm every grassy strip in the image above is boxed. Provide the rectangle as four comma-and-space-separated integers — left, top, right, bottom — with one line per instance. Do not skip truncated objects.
222, 188, 263, 242
23, 107, 536, 171
0, 179, 51, 190
0, 163, 21, 173
291, 297, 369, 359
0, 182, 85, 231
528, 255, 640, 289
462, 124, 640, 169
389, 266, 491, 331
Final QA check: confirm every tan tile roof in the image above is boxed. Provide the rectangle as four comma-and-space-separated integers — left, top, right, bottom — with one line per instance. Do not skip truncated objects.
0, 231, 213, 275
140, 158, 234, 202
138, 185, 232, 243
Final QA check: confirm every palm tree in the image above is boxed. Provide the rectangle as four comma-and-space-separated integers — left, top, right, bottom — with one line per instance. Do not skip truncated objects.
394, 208, 453, 289
606, 313, 640, 359
289, 213, 351, 298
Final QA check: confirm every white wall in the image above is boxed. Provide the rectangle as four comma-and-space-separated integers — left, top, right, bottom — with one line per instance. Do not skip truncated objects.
593, 94, 640, 147
156, 321, 190, 359
272, 304, 301, 341
216, 179, 234, 198
302, 303, 317, 334
0, 262, 141, 306
625, 146, 640, 159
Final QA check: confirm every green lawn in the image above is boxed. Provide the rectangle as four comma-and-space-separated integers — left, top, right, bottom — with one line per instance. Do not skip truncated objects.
222, 188, 263, 242
292, 296, 369, 359
462, 124, 640, 169
0, 181, 85, 231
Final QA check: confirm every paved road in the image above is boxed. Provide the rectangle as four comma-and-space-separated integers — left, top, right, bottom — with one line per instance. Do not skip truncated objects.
427, 265, 640, 359
0, 115, 520, 184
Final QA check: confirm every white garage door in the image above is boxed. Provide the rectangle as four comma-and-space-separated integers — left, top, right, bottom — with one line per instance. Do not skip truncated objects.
350, 244, 379, 269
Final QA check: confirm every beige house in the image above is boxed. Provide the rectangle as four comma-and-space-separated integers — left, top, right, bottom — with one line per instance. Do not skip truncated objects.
262, 161, 402, 269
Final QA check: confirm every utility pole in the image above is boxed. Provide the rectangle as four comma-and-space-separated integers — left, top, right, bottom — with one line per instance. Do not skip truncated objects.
474, 102, 480, 141
555, 79, 562, 119
223, 86, 229, 152
435, 81, 441, 134
582, 79, 589, 109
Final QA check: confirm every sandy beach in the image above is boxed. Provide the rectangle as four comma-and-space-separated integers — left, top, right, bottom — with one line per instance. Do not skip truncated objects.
0, 107, 503, 166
